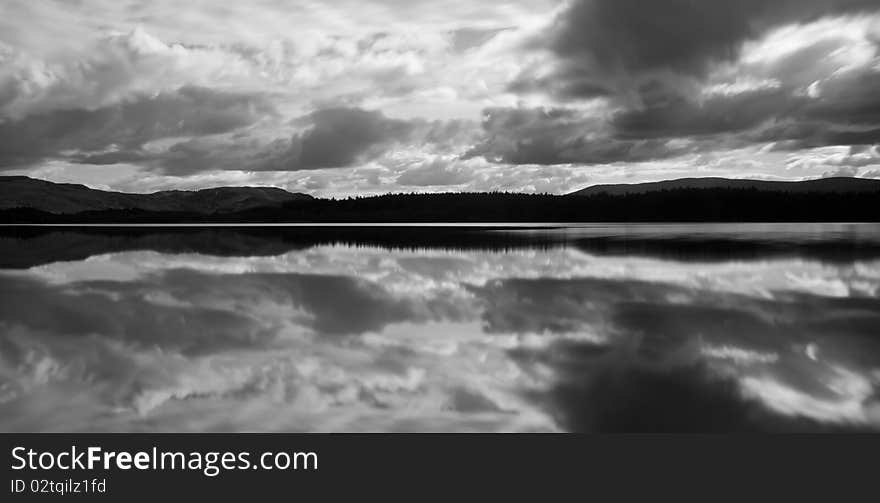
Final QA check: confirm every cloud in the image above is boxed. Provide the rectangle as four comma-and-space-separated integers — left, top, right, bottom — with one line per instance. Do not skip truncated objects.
786, 145, 880, 174
475, 11, 880, 166
486, 3, 880, 167
613, 85, 792, 139
147, 107, 424, 175
0, 99, 481, 175
141, 108, 480, 175
822, 166, 861, 178
519, 0, 879, 101
294, 108, 418, 169
396, 157, 475, 186
0, 86, 275, 169
0, 27, 255, 120
465, 106, 697, 165
450, 27, 511, 53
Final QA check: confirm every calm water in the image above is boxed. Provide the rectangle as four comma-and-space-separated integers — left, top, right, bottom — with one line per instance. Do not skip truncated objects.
1, 224, 879, 432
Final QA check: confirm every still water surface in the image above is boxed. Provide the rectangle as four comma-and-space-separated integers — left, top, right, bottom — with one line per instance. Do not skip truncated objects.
1, 224, 879, 432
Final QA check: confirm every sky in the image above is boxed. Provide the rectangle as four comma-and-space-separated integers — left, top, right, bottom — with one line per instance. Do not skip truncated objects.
1, 0, 880, 196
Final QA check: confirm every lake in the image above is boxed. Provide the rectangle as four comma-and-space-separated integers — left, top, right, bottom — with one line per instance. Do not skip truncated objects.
1, 223, 879, 432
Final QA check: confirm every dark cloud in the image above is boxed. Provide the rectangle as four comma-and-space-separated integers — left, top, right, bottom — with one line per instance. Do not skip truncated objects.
0, 94, 478, 174
747, 70, 880, 149
530, 0, 879, 99
294, 108, 414, 168
758, 122, 880, 152
475, 62, 880, 166
481, 0, 880, 166
0, 86, 275, 169
145, 109, 479, 175
612, 86, 795, 139
286, 110, 478, 171
802, 71, 880, 126
465, 106, 693, 165
610, 75, 880, 147
506, 72, 612, 101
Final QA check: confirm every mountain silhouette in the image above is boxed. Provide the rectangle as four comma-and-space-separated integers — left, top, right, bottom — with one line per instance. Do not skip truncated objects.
0, 176, 312, 214
568, 177, 880, 197
1, 176, 879, 223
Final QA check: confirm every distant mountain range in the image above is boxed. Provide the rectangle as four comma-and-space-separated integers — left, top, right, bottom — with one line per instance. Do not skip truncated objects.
1, 175, 879, 222
0, 176, 312, 214
568, 177, 880, 197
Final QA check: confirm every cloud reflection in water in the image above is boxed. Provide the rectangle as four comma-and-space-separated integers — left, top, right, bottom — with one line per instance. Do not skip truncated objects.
0, 228, 879, 432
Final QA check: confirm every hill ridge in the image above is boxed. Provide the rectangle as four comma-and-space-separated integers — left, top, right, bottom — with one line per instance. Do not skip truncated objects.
0, 176, 313, 214
568, 177, 880, 197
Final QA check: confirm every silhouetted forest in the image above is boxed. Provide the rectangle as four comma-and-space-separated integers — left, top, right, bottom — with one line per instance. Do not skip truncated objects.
2, 187, 880, 223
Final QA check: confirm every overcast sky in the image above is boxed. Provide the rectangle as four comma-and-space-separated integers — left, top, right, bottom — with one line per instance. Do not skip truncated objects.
1, 0, 880, 195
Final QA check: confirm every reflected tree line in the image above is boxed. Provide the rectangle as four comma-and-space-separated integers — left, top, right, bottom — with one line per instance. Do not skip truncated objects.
4, 225, 880, 269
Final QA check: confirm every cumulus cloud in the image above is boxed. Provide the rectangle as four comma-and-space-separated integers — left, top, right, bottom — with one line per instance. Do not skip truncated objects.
0, 86, 276, 169
0, 98, 483, 175
396, 157, 476, 186
0, 28, 256, 120
294, 108, 420, 169
518, 0, 879, 101
465, 106, 697, 165
489, 1, 880, 167
140, 108, 480, 175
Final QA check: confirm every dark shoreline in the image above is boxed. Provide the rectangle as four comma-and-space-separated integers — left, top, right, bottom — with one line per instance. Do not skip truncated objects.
4, 176, 880, 224
3, 224, 880, 269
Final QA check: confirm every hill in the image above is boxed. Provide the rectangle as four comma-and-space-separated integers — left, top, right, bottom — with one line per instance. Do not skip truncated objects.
568, 177, 880, 197
1, 176, 879, 223
0, 176, 313, 214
